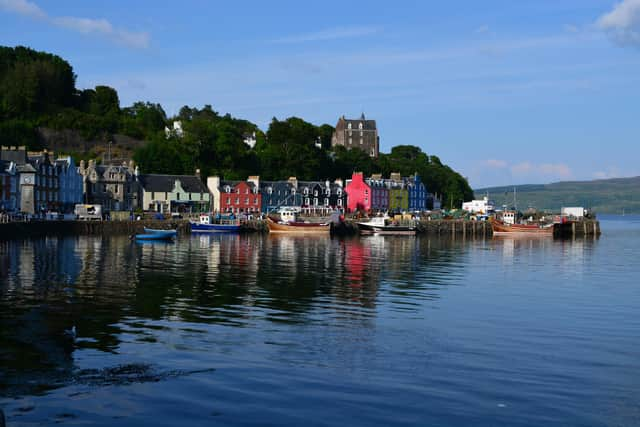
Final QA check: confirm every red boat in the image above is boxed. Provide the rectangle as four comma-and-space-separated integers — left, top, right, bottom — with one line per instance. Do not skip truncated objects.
490, 218, 554, 236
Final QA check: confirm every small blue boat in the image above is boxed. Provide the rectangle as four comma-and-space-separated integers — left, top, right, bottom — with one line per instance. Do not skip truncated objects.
143, 228, 177, 237
135, 232, 175, 241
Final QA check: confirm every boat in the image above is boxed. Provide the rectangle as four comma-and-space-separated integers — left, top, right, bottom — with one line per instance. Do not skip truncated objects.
190, 213, 241, 233
135, 232, 175, 241
357, 215, 417, 235
490, 218, 554, 236
266, 208, 330, 234
143, 228, 177, 237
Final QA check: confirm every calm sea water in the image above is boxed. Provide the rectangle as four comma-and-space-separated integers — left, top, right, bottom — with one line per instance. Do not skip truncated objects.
1, 216, 639, 426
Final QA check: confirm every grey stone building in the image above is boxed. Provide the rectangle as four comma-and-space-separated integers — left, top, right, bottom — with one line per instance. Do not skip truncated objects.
331, 113, 380, 158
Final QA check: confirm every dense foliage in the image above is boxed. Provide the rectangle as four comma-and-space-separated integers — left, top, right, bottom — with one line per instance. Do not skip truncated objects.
0, 45, 473, 206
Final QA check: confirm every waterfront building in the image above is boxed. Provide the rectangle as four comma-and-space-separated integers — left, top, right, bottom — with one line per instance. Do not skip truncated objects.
207, 176, 261, 214
406, 173, 427, 212
79, 160, 137, 211
55, 156, 83, 213
331, 114, 380, 158
462, 196, 494, 214
0, 160, 18, 212
345, 172, 381, 213
27, 150, 59, 213
385, 173, 409, 213
137, 172, 210, 213
366, 174, 390, 212
259, 179, 297, 213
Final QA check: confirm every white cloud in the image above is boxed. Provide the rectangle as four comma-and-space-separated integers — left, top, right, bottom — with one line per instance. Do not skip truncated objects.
484, 159, 508, 168
475, 25, 490, 34
0, 0, 44, 18
0, 0, 149, 48
510, 162, 572, 178
271, 26, 380, 43
597, 0, 640, 48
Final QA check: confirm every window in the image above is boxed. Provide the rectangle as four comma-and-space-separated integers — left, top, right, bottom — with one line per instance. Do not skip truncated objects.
189, 193, 192, 200
225, 185, 231, 193
338, 199, 342, 206
103, 185, 107, 192
324, 199, 329, 206
245, 198, 249, 204
359, 122, 363, 129
176, 193, 180, 200
246, 188, 249, 194
254, 198, 258, 205
267, 187, 273, 194
337, 189, 342, 196
314, 198, 318, 206
236, 188, 240, 194
314, 190, 318, 196
305, 198, 310, 205
226, 197, 231, 204
115, 185, 119, 194
165, 192, 168, 199
304, 188, 309, 195
235, 198, 239, 204
348, 123, 352, 129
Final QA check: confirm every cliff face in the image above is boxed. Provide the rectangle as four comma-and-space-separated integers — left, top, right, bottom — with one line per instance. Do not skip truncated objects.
36, 127, 145, 161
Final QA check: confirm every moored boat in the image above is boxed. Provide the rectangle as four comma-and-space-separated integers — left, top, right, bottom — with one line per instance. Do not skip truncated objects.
190, 213, 241, 233
490, 218, 554, 236
143, 228, 177, 237
357, 215, 416, 236
266, 209, 331, 234
135, 232, 175, 241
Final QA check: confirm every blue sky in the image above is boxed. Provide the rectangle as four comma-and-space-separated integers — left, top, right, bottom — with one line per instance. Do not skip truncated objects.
1, 0, 640, 188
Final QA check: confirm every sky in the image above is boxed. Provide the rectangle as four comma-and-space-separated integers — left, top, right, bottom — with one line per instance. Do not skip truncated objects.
1, 0, 639, 188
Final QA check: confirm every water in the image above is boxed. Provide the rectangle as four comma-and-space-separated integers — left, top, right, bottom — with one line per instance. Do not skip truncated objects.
1, 216, 639, 426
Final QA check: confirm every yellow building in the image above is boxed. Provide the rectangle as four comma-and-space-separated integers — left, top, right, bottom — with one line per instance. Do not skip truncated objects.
386, 173, 408, 212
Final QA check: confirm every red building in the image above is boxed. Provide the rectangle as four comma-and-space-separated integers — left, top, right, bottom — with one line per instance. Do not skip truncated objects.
218, 180, 262, 213
345, 172, 389, 213
345, 172, 370, 213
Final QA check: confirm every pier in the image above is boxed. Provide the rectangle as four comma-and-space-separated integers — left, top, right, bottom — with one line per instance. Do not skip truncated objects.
0, 218, 600, 239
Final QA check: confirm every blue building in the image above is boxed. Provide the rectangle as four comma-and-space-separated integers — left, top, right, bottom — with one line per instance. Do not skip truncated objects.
406, 173, 427, 212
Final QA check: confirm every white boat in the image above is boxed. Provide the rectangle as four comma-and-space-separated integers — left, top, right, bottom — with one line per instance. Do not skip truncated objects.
357, 215, 416, 235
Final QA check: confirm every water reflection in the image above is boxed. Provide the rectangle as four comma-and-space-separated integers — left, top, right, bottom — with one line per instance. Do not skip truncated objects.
0, 233, 599, 401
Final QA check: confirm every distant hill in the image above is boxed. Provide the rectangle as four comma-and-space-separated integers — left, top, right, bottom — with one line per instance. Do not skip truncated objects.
475, 176, 640, 214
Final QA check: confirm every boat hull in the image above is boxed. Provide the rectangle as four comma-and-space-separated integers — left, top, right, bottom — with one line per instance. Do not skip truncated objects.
190, 222, 241, 233
135, 233, 175, 241
490, 219, 554, 236
358, 222, 416, 235
266, 217, 330, 234
143, 228, 177, 237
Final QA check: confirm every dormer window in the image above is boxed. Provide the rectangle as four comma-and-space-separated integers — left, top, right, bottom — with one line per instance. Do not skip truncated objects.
267, 187, 273, 194
304, 188, 309, 195
359, 122, 363, 129
348, 123, 352, 130
224, 185, 231, 193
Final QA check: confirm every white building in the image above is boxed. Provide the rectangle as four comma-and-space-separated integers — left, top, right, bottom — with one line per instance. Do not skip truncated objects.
462, 196, 494, 214
165, 121, 184, 138
243, 132, 257, 149
561, 207, 585, 219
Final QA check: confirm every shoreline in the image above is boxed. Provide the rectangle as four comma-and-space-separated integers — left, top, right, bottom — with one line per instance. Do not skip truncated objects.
0, 218, 600, 240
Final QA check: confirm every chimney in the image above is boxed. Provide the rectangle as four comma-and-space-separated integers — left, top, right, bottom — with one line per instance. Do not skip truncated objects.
207, 176, 221, 192
248, 175, 260, 188
288, 176, 298, 189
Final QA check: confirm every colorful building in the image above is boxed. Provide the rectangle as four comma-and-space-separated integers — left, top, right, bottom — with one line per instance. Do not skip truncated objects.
137, 173, 210, 213
406, 173, 427, 212
385, 173, 408, 213
208, 176, 261, 213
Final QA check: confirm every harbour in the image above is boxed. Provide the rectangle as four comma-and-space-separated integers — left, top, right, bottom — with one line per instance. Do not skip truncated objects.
0, 215, 636, 426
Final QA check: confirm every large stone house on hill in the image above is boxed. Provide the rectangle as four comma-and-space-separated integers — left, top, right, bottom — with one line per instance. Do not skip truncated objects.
331, 114, 380, 158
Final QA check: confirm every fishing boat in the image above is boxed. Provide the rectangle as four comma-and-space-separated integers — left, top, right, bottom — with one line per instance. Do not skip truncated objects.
266, 208, 330, 234
190, 213, 241, 233
357, 215, 416, 236
490, 218, 554, 236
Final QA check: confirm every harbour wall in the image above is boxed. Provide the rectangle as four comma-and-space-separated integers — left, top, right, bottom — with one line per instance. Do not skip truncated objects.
0, 218, 600, 240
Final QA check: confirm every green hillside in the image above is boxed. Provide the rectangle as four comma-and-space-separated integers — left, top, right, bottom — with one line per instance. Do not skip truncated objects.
475, 177, 640, 214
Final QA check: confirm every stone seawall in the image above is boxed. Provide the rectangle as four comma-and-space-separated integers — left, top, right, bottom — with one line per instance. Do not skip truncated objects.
0, 218, 600, 240
0, 220, 191, 240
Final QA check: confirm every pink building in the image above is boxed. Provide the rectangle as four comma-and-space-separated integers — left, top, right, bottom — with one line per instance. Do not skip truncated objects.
345, 172, 389, 213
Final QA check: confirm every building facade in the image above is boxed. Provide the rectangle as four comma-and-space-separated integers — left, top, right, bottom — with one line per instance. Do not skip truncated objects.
385, 173, 408, 213
331, 114, 380, 158
406, 173, 427, 212
55, 156, 83, 212
137, 174, 210, 213
260, 180, 297, 213
208, 177, 261, 214
79, 160, 137, 211
0, 160, 18, 212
